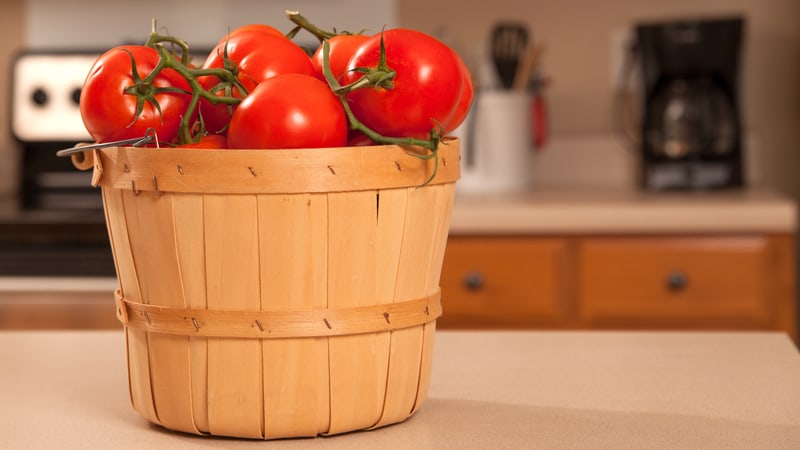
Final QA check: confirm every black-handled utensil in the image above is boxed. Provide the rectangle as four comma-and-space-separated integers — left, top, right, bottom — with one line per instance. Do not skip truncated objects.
491, 22, 529, 89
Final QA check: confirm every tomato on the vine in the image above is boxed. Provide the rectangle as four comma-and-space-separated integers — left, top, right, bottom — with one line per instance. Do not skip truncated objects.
79, 45, 193, 144
198, 29, 316, 134
226, 23, 287, 40
178, 133, 228, 149
442, 55, 474, 133
227, 73, 348, 149
340, 28, 472, 139
311, 34, 371, 82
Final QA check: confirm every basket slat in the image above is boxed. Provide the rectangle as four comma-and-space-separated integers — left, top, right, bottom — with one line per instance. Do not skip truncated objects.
172, 194, 211, 433
371, 188, 413, 428
102, 187, 158, 425
204, 194, 264, 438
326, 190, 390, 435
374, 185, 439, 427
257, 193, 330, 438
413, 182, 456, 414
127, 191, 199, 435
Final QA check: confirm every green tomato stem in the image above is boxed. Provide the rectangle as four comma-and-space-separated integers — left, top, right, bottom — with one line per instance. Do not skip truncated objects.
145, 39, 246, 144
320, 39, 441, 186
285, 9, 364, 41
145, 32, 193, 66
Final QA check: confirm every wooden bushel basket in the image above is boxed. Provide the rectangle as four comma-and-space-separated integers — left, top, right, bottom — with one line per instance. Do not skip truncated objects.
70, 139, 460, 439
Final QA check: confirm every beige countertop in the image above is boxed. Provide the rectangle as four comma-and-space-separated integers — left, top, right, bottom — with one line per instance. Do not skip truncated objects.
1, 330, 799, 449
450, 187, 798, 234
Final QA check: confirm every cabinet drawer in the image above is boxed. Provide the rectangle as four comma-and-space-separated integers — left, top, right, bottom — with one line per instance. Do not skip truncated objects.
439, 237, 569, 328
0, 292, 120, 329
577, 236, 772, 326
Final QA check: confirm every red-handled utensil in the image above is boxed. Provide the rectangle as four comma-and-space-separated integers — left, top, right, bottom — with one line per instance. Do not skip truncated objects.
532, 91, 547, 149
514, 43, 548, 150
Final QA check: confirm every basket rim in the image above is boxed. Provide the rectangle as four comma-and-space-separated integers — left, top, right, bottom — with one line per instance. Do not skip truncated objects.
74, 138, 461, 194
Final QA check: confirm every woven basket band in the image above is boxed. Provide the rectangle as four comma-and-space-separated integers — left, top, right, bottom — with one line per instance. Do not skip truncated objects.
114, 289, 442, 338
77, 138, 460, 194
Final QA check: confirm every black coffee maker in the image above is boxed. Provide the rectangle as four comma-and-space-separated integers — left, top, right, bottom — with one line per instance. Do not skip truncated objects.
635, 17, 744, 190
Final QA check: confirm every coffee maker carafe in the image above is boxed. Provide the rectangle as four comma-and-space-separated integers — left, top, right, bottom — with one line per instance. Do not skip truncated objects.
635, 17, 744, 190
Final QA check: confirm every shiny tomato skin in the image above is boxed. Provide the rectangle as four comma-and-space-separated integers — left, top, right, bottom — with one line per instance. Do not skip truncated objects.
178, 134, 228, 149
341, 29, 467, 139
311, 34, 371, 83
227, 74, 348, 150
227, 23, 286, 40
442, 54, 475, 134
79, 45, 192, 144
199, 32, 315, 134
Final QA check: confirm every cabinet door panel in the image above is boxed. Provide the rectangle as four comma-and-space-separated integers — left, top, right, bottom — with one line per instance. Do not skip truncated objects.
578, 236, 772, 327
439, 237, 569, 328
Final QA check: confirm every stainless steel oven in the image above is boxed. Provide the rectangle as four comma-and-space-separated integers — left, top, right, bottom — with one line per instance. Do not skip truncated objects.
1, 50, 116, 278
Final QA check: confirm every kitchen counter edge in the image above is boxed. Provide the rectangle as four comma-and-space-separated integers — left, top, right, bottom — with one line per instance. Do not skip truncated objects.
449, 187, 798, 234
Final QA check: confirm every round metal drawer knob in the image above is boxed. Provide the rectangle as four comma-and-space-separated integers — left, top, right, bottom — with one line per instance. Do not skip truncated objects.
464, 272, 485, 291
666, 271, 688, 291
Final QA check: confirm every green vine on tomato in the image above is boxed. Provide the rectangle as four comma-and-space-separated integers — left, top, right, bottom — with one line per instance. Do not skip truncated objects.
286, 11, 447, 185
144, 32, 248, 144
319, 39, 443, 186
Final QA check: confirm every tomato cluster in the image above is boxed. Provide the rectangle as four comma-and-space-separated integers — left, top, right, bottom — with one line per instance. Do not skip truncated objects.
78, 12, 474, 156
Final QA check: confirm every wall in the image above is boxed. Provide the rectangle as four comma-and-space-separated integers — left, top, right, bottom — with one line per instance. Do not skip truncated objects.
398, 0, 800, 196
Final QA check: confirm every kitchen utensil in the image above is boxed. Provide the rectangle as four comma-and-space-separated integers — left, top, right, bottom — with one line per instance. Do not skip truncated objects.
532, 84, 548, 149
511, 42, 548, 149
512, 42, 544, 91
490, 22, 528, 89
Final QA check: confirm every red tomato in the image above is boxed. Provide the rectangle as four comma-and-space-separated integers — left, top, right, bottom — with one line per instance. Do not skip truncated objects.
198, 30, 315, 134
311, 34, 371, 83
442, 54, 474, 134
340, 29, 471, 139
79, 45, 192, 144
178, 134, 228, 149
227, 23, 286, 40
227, 74, 348, 149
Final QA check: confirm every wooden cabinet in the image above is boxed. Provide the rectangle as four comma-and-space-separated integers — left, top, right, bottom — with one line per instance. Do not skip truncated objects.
0, 278, 121, 330
438, 237, 571, 328
0, 291, 120, 330
439, 233, 797, 341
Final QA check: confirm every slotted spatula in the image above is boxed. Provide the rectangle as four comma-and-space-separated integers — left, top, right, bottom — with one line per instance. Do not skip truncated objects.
491, 22, 529, 89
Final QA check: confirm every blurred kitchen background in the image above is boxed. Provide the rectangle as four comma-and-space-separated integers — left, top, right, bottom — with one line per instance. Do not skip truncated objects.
0, 0, 798, 335
400, 0, 797, 195
0, 0, 796, 201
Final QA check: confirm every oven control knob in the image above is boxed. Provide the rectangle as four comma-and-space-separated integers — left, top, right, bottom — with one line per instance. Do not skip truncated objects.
71, 87, 82, 106
31, 88, 48, 106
